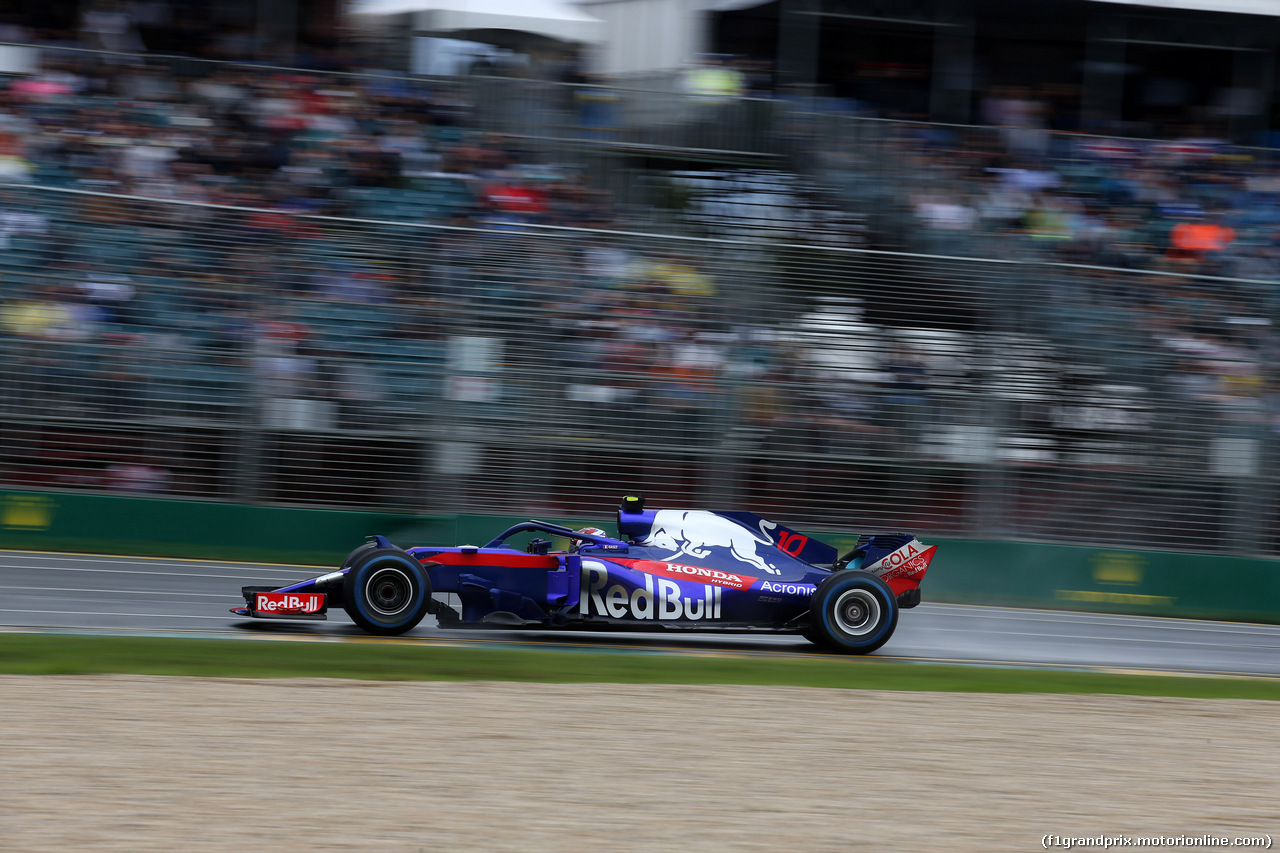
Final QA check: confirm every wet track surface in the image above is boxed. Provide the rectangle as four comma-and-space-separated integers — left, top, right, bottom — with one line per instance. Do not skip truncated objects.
3, 549, 1280, 677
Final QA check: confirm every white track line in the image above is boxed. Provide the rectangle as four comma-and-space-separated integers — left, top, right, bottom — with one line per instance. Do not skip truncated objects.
0, 585, 236, 598
0, 549, 326, 570
929, 614, 1280, 638
0, 564, 308, 582
902, 625, 1280, 650
0, 608, 234, 620
916, 603, 1280, 634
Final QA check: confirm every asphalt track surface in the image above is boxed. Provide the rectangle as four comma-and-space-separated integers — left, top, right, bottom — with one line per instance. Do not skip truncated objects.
3, 549, 1280, 677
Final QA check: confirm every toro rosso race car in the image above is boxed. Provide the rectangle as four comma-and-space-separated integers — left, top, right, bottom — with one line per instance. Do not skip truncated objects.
232, 497, 936, 653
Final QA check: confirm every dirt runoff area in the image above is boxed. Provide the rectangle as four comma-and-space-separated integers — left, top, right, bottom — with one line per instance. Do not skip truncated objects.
1, 676, 1276, 852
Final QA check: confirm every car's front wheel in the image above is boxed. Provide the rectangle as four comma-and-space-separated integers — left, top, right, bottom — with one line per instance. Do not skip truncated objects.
807, 569, 898, 654
342, 548, 432, 636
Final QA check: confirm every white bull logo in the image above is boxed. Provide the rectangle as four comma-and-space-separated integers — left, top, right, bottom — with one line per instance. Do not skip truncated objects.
643, 510, 780, 576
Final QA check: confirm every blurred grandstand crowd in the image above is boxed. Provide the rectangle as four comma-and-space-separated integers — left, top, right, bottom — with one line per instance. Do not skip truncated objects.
0, 34, 1278, 548
0, 45, 751, 498
887, 121, 1280, 282
0, 57, 615, 224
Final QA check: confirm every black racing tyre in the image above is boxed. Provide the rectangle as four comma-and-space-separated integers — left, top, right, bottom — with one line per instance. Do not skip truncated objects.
342, 548, 432, 636
340, 541, 382, 570
808, 569, 899, 654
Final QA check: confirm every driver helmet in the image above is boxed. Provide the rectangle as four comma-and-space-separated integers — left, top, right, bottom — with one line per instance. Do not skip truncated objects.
570, 527, 607, 551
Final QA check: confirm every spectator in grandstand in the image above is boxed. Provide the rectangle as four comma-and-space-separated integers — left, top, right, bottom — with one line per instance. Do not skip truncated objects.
1168, 214, 1236, 265
801, 377, 888, 453
683, 56, 746, 103
481, 169, 547, 224
650, 326, 727, 440
74, 266, 138, 325
79, 2, 145, 54
0, 193, 46, 248
308, 343, 387, 430
544, 177, 612, 227
982, 85, 1049, 159
882, 346, 931, 449
94, 331, 147, 415
1173, 341, 1266, 425
914, 192, 977, 232
1, 283, 94, 341
251, 313, 316, 397
0, 130, 31, 182
581, 236, 636, 286
643, 252, 716, 299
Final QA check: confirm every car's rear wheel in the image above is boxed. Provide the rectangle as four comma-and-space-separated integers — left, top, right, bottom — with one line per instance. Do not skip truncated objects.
808, 569, 898, 654
342, 548, 432, 636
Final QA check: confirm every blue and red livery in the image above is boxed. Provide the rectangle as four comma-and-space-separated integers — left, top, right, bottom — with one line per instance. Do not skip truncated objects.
231, 497, 936, 653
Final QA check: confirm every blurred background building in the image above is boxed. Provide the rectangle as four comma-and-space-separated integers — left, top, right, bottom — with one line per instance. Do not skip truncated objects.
2, 0, 1280, 556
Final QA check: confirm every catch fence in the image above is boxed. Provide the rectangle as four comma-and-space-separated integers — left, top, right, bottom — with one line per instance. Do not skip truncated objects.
0, 182, 1276, 555
14, 43, 1280, 255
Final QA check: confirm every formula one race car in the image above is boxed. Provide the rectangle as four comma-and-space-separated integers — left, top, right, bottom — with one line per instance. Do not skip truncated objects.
231, 497, 936, 654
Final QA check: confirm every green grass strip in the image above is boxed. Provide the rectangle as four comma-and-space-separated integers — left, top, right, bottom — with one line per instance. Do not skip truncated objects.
1, 633, 1278, 700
